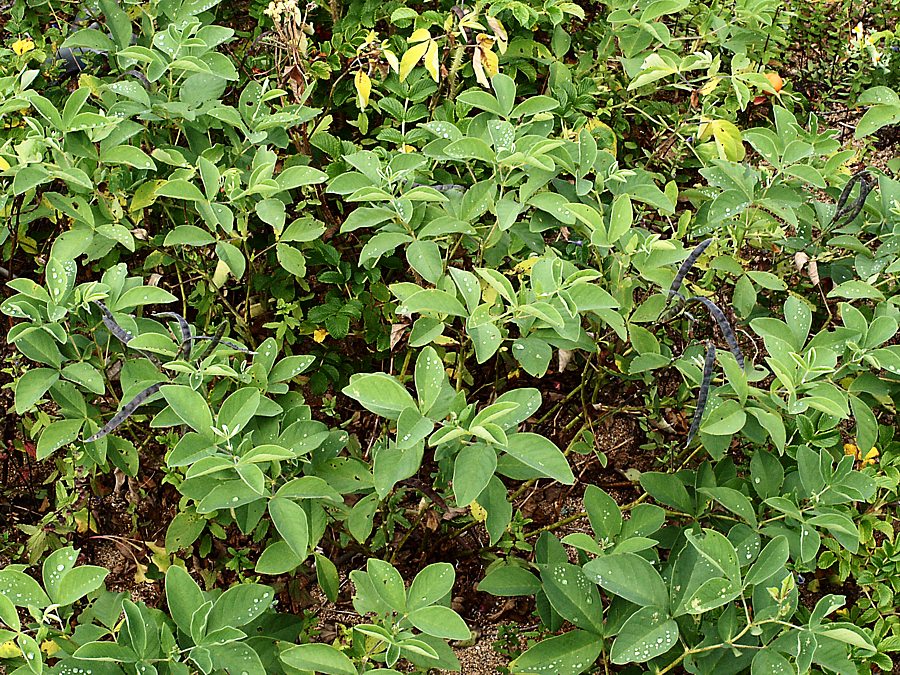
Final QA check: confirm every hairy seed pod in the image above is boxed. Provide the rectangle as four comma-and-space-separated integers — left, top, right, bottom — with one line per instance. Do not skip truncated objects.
832, 170, 873, 226
668, 238, 714, 302
686, 341, 716, 447
191, 335, 255, 354
685, 296, 745, 369
84, 382, 163, 443
153, 311, 192, 359
94, 300, 134, 344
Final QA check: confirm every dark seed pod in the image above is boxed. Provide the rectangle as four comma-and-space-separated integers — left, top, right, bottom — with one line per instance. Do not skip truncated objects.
668, 238, 714, 302
832, 170, 873, 226
191, 335, 255, 354
94, 301, 162, 367
153, 311, 192, 359
94, 300, 134, 345
194, 323, 228, 362
685, 296, 745, 369
686, 341, 716, 447
84, 382, 163, 443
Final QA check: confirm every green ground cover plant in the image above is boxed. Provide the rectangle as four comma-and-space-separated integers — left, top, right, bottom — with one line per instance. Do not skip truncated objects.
0, 0, 898, 672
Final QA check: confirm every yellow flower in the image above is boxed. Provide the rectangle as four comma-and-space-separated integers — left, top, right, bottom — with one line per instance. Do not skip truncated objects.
313, 328, 328, 343
12, 38, 35, 56
843, 444, 879, 467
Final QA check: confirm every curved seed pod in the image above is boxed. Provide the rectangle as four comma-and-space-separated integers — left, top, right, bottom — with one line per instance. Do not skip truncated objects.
668, 238, 713, 302
685, 296, 745, 369
191, 335, 255, 354
94, 300, 134, 344
84, 382, 162, 443
94, 301, 162, 367
193, 323, 227, 362
153, 311, 192, 358
832, 170, 873, 226
686, 341, 716, 447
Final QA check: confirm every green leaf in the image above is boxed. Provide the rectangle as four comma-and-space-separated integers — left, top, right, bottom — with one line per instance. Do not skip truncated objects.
15, 368, 59, 414
408, 605, 470, 640
100, 145, 156, 170
163, 225, 215, 246
610, 606, 678, 664
503, 433, 574, 484
744, 536, 789, 587
583, 553, 668, 608
160, 385, 213, 436
414, 346, 445, 414
512, 337, 552, 377
406, 240, 443, 284
315, 553, 340, 602
115, 286, 178, 309
453, 443, 497, 506
37, 419, 83, 460
399, 289, 468, 317
165, 566, 204, 635
477, 565, 541, 596
541, 563, 603, 634
343, 373, 417, 420
207, 583, 273, 631
699, 487, 757, 527
276, 243, 307, 277
55, 566, 108, 605
255, 541, 302, 575
511, 629, 602, 675
407, 563, 454, 611
607, 194, 633, 242
366, 559, 407, 613
445, 138, 495, 163
280, 643, 357, 675
165, 511, 206, 552
639, 472, 693, 512
701, 399, 746, 435
268, 497, 309, 562
584, 485, 622, 540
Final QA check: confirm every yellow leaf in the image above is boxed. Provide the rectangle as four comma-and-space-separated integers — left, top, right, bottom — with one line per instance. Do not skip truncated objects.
313, 328, 328, 343
473, 47, 489, 88
423, 40, 440, 82
486, 16, 508, 54
354, 70, 372, 109
469, 501, 487, 522
0, 640, 20, 658
41, 640, 59, 657
699, 77, 720, 96
481, 45, 499, 79
12, 38, 34, 56
399, 40, 429, 82
409, 28, 431, 43
383, 49, 400, 73
0, 156, 10, 171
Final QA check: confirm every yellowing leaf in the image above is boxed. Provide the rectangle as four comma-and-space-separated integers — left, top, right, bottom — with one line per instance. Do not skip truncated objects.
0, 156, 10, 171
355, 70, 372, 109
313, 328, 328, 343
481, 45, 499, 79
699, 77, 720, 96
12, 38, 34, 56
486, 16, 508, 53
399, 40, 430, 82
473, 46, 489, 87
698, 118, 745, 161
384, 49, 400, 73
0, 641, 21, 658
470, 501, 487, 522
409, 28, 431, 43
423, 40, 440, 82
41, 640, 60, 656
